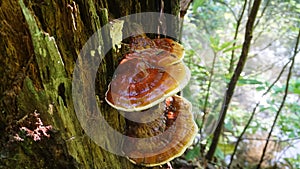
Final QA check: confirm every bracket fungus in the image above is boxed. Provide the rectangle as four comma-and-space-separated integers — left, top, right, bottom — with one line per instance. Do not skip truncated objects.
124, 95, 198, 167
105, 37, 190, 111
105, 34, 197, 167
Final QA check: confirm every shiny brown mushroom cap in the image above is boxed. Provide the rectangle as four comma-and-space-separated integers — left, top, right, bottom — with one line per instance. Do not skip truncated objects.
123, 95, 198, 166
105, 38, 190, 112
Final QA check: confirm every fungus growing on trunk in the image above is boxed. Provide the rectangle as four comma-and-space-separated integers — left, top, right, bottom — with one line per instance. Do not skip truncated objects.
105, 37, 190, 111
105, 33, 197, 167
123, 95, 198, 167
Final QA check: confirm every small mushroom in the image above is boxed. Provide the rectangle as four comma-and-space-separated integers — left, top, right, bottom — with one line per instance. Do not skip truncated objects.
123, 95, 198, 167
105, 37, 190, 111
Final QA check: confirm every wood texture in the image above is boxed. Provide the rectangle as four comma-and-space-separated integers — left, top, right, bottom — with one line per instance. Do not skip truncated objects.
0, 0, 182, 168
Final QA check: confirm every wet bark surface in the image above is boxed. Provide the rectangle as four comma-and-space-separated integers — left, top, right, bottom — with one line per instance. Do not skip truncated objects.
0, 0, 181, 168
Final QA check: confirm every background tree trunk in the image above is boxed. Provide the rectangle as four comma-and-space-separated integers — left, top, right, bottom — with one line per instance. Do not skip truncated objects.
0, 0, 183, 168
205, 0, 262, 163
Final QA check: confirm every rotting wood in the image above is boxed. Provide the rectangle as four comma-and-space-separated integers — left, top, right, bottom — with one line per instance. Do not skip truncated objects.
0, 0, 184, 168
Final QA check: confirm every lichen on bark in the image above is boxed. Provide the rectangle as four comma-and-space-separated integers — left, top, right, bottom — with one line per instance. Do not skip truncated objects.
1, 0, 182, 168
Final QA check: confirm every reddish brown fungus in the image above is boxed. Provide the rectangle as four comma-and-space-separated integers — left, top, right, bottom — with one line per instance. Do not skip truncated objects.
105, 37, 190, 111
123, 95, 198, 167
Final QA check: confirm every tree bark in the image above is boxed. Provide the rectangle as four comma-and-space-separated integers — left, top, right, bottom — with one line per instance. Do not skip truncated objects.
0, 0, 182, 168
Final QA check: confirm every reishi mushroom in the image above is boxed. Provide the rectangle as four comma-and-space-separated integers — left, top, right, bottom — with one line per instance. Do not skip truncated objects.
104, 33, 197, 167
105, 37, 190, 112
123, 95, 198, 167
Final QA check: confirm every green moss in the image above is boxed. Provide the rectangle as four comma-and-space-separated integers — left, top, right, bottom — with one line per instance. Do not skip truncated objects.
17, 0, 154, 168
19, 0, 67, 90
17, 77, 48, 114
87, 0, 102, 32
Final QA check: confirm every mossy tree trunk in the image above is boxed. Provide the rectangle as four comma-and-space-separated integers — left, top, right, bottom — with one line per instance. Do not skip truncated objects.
0, 0, 184, 168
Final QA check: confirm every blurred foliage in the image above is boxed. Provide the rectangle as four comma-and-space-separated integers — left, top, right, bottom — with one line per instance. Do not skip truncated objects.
182, 0, 300, 168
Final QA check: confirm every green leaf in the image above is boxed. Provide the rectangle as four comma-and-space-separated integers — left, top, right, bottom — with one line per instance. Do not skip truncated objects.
185, 145, 201, 160
259, 105, 277, 112
218, 41, 234, 51
195, 118, 203, 128
224, 120, 234, 131
218, 143, 235, 155
256, 86, 266, 91
215, 146, 225, 160
238, 77, 263, 86
289, 78, 300, 94
223, 45, 243, 53
192, 0, 206, 13
210, 36, 220, 50
273, 85, 285, 93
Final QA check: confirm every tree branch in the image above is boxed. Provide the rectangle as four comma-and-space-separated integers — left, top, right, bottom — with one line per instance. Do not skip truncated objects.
205, 0, 262, 162
241, 137, 300, 143
256, 28, 300, 169
216, 0, 238, 22
253, 0, 271, 29
276, 140, 300, 163
228, 0, 247, 73
228, 58, 293, 168
199, 50, 218, 157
